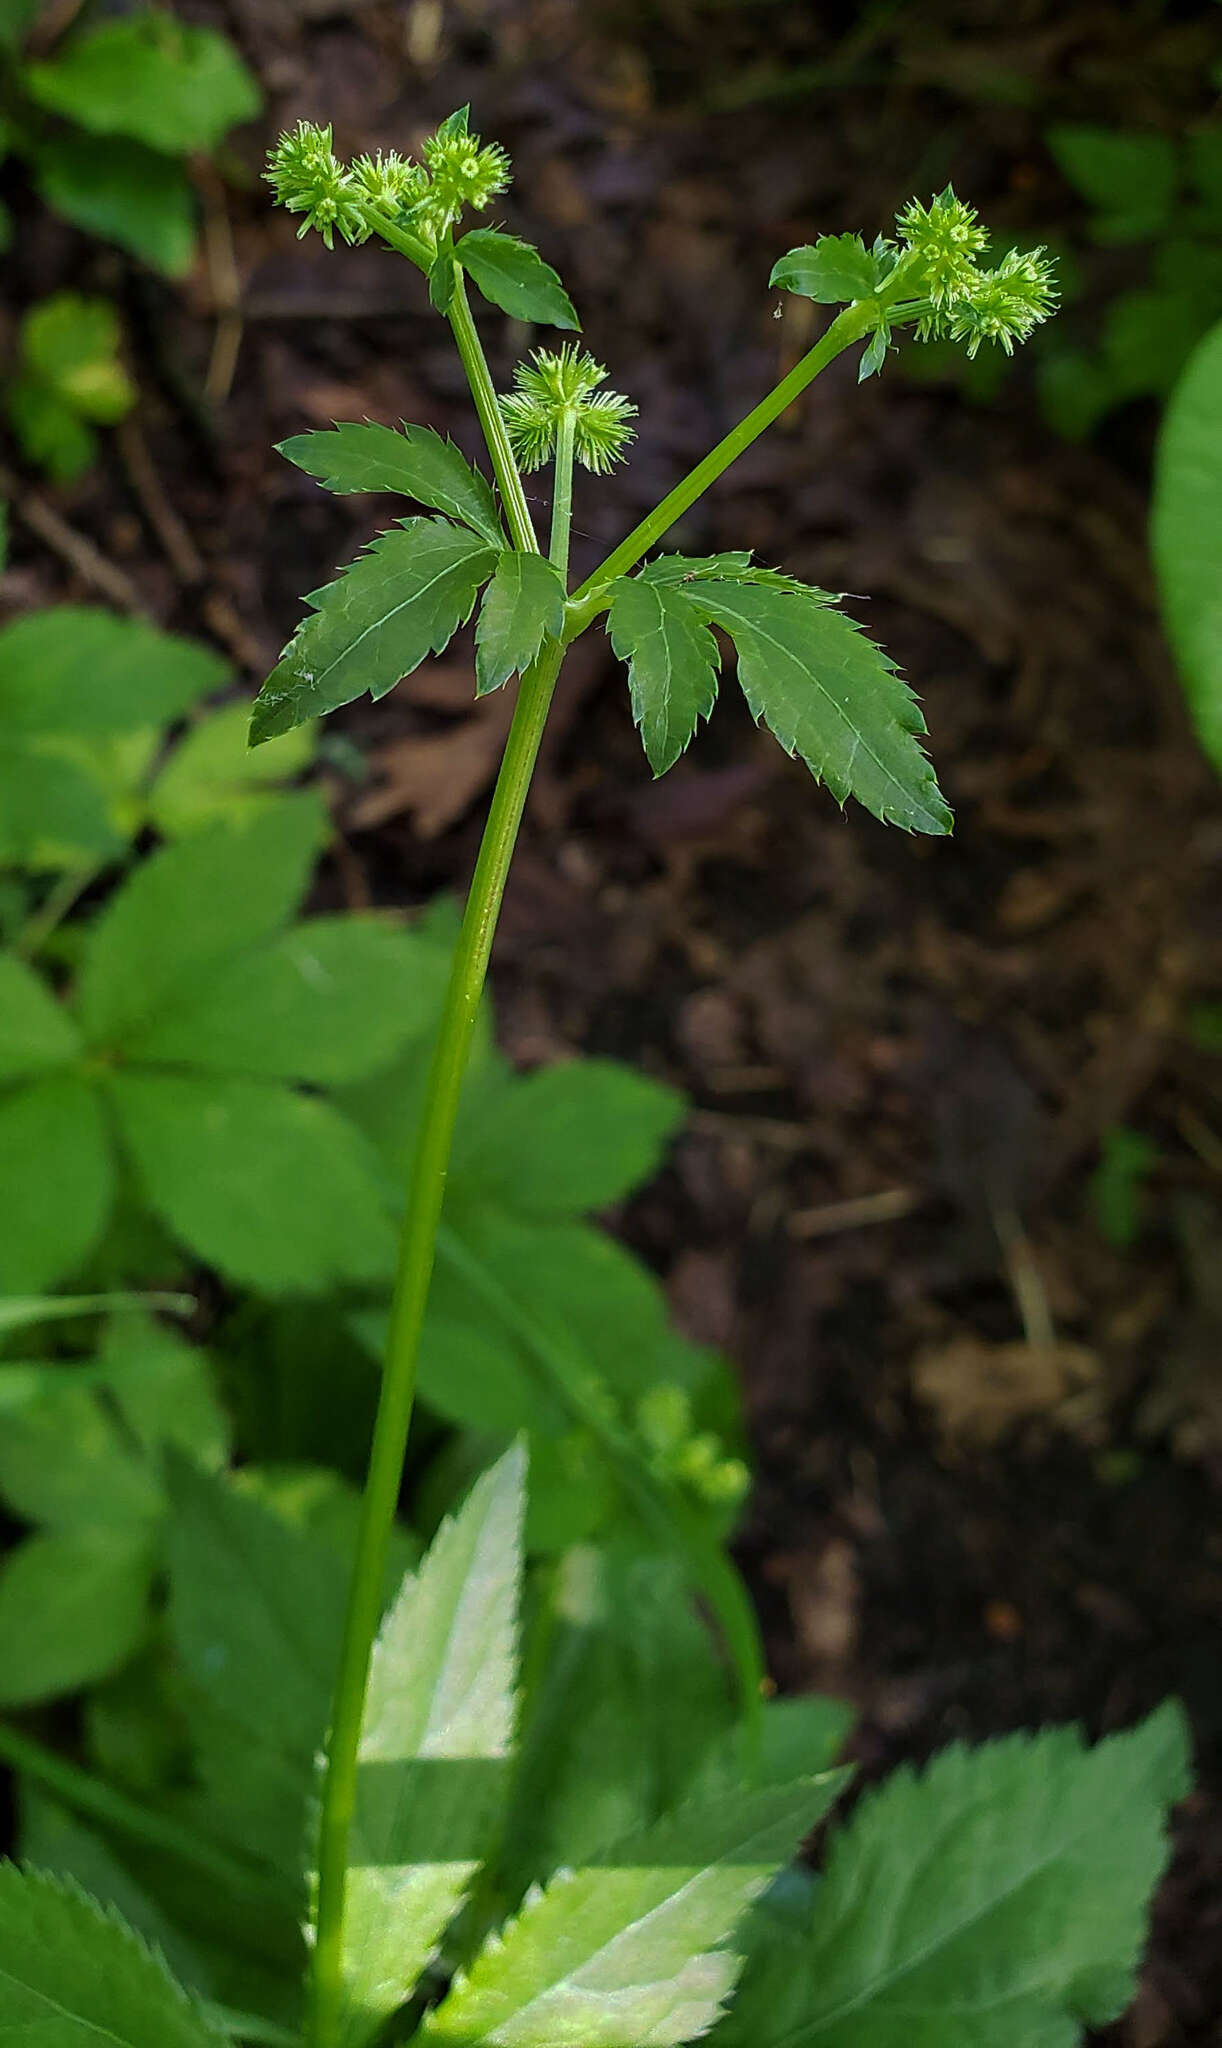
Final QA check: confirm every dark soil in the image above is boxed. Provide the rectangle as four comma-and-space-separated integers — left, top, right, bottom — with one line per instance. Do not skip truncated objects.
3, 0, 1221, 2038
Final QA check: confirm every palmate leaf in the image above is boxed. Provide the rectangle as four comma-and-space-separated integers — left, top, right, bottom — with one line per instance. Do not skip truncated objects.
280, 424, 504, 547
77, 793, 325, 1046
336, 1446, 524, 2048
424, 1774, 846, 2048
34, 132, 197, 278
250, 519, 498, 745
690, 581, 952, 834
126, 917, 447, 1084
475, 552, 567, 696
0, 1863, 225, 2048
456, 230, 580, 330
109, 1070, 395, 1294
716, 1703, 1190, 2048
608, 576, 722, 775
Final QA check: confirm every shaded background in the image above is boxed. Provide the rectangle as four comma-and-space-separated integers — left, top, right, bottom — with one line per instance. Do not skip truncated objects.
3, 0, 1221, 2037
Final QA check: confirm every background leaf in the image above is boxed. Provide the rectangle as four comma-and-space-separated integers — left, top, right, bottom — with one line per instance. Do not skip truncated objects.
25, 10, 261, 156
0, 1863, 225, 2048
475, 552, 567, 696
280, 424, 503, 546
450, 1058, 685, 1218
77, 795, 325, 1047
0, 1076, 114, 1291
0, 1527, 152, 1705
0, 606, 225, 737
148, 704, 317, 839
718, 1703, 1190, 2048
110, 1071, 394, 1293
0, 954, 80, 1080
127, 917, 445, 1085
457, 230, 580, 329
34, 133, 197, 277
1152, 315, 1222, 776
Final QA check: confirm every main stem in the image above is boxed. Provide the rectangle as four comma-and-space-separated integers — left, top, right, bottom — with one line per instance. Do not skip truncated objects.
309, 279, 544, 2048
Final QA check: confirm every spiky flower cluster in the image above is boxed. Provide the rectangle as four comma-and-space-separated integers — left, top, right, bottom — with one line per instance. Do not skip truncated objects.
894, 185, 1057, 357
421, 118, 510, 228
265, 122, 370, 249
264, 109, 511, 255
500, 346, 638, 474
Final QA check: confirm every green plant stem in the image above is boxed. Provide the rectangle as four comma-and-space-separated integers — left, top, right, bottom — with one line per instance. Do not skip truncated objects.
447, 270, 539, 554
549, 409, 576, 581
307, 636, 564, 2048
565, 301, 876, 628
0, 1720, 276, 1904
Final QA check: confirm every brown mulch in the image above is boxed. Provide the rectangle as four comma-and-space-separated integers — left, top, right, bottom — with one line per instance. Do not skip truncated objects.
2, 0, 1221, 2037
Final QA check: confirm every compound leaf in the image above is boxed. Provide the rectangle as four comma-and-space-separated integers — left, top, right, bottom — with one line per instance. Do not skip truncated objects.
475, 552, 567, 696
425, 1775, 844, 2048
0, 605, 225, 737
24, 11, 261, 156
0, 1527, 153, 1706
0, 1862, 225, 2047
718, 1703, 1190, 2048
250, 519, 497, 745
0, 954, 80, 1081
1152, 315, 1222, 776
609, 576, 723, 775
456, 229, 580, 330
34, 132, 197, 277
0, 1077, 114, 1293
690, 582, 952, 834
77, 795, 326, 1047
127, 917, 444, 1085
110, 1071, 395, 1294
280, 424, 504, 547
338, 1446, 525, 2048
451, 1057, 685, 1218
770, 234, 882, 305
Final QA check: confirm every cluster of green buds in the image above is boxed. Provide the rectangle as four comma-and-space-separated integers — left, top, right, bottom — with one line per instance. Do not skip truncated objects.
892, 187, 1058, 357
635, 1384, 751, 1514
499, 345, 638, 475
265, 106, 510, 253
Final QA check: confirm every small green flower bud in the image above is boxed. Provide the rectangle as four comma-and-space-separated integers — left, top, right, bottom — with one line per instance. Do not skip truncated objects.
500, 346, 637, 475
265, 122, 369, 250
349, 149, 427, 216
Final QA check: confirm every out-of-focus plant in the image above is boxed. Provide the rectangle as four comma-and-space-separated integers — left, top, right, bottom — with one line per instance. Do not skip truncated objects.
1152, 314, 1222, 777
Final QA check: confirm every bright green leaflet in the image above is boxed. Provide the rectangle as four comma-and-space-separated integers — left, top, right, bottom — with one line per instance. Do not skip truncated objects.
717, 1703, 1190, 2048
335, 1446, 524, 2048
0, 953, 80, 1079
110, 1071, 395, 1295
456, 229, 581, 330
424, 1774, 847, 2048
280, 424, 504, 547
0, 1077, 114, 1292
0, 1863, 226, 2048
769, 235, 884, 304
1152, 316, 1222, 776
0, 605, 226, 736
250, 520, 498, 743
688, 581, 952, 834
475, 552, 568, 696
608, 576, 722, 776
